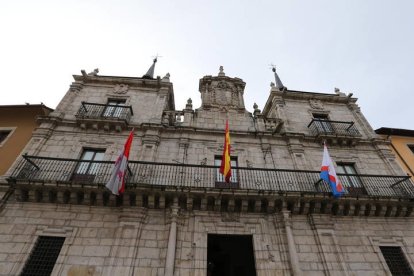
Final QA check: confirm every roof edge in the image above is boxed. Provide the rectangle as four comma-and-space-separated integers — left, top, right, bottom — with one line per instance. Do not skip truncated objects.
375, 127, 414, 137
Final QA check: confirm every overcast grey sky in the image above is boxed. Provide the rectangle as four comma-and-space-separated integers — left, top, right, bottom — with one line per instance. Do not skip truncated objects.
1, 1, 413, 129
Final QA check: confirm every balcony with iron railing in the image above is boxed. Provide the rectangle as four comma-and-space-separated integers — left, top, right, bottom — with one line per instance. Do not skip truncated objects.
308, 119, 361, 144
75, 102, 133, 131
8, 155, 414, 200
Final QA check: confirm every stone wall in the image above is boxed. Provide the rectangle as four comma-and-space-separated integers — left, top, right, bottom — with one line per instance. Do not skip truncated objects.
1, 201, 414, 275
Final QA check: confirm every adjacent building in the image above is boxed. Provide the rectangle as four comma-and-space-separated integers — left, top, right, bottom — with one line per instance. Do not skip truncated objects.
375, 127, 414, 179
0, 104, 53, 176
1, 62, 414, 276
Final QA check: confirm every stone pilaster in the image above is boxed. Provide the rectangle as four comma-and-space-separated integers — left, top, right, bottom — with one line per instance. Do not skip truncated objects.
165, 202, 179, 276
282, 210, 302, 276
107, 208, 148, 275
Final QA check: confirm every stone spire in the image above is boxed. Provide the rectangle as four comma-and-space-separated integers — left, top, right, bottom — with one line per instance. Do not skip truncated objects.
142, 58, 157, 79
272, 66, 286, 90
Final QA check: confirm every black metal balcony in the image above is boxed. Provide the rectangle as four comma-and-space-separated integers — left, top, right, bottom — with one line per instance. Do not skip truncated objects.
75, 102, 133, 129
8, 155, 414, 199
308, 119, 361, 138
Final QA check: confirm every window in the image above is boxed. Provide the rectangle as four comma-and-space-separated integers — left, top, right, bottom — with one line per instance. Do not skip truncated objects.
380, 246, 414, 275
103, 99, 126, 118
72, 149, 105, 182
336, 163, 365, 195
21, 236, 65, 276
215, 156, 238, 188
408, 145, 414, 154
313, 113, 334, 134
0, 129, 12, 146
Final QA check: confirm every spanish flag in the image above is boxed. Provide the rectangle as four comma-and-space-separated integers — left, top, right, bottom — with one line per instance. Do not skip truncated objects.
220, 120, 231, 183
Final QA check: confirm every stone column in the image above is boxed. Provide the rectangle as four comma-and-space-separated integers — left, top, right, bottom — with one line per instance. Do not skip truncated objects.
282, 210, 302, 276
165, 203, 179, 276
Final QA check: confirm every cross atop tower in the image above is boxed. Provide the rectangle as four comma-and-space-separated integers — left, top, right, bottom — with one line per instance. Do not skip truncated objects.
269, 64, 286, 90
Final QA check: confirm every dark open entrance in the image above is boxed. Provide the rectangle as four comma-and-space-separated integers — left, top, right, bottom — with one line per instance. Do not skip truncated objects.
207, 234, 257, 276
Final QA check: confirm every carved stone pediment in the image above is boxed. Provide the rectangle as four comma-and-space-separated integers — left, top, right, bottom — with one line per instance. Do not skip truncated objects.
199, 72, 246, 110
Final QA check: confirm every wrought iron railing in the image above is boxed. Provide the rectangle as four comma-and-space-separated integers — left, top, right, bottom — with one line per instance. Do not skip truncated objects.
8, 155, 414, 199
76, 102, 133, 123
308, 119, 361, 137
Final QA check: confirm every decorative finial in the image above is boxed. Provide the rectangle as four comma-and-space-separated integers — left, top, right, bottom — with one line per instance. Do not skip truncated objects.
270, 82, 275, 87
270, 64, 286, 90
186, 98, 193, 110
253, 102, 261, 116
218, 66, 225, 76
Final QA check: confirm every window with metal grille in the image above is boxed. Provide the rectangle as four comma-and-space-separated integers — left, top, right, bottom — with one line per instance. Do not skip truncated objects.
380, 246, 414, 276
21, 236, 65, 276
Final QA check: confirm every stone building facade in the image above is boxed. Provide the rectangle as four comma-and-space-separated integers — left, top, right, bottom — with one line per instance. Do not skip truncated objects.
1, 64, 414, 276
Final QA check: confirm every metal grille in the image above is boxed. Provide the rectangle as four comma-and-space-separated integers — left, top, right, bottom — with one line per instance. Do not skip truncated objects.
308, 119, 361, 137
10, 155, 414, 199
380, 246, 414, 276
21, 236, 65, 276
76, 101, 133, 122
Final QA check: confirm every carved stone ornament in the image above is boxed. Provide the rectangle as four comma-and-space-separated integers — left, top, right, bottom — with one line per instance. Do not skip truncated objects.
113, 84, 129, 94
216, 81, 232, 90
199, 73, 246, 110
212, 81, 234, 106
88, 68, 99, 76
309, 99, 324, 110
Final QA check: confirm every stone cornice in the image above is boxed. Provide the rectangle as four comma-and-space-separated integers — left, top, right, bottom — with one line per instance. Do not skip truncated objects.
198, 75, 246, 90
7, 184, 414, 218
72, 74, 173, 93
263, 89, 358, 116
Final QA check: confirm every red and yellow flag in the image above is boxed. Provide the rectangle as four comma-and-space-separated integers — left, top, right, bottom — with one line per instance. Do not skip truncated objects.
219, 120, 231, 183
106, 130, 134, 195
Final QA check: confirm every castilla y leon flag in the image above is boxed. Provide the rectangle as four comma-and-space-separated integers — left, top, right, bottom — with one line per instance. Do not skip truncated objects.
320, 143, 344, 197
220, 120, 232, 183
106, 130, 134, 195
